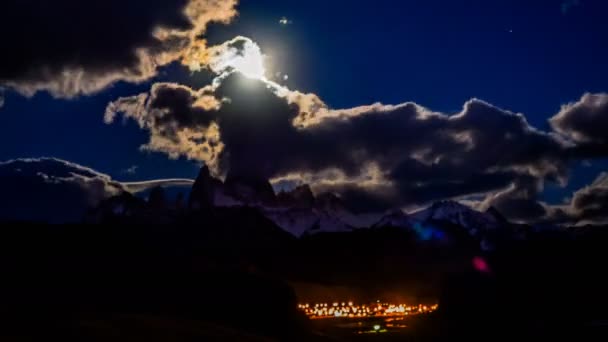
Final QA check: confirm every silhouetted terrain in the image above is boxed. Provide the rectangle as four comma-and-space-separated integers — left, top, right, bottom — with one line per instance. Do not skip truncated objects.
1, 169, 608, 340
1, 218, 608, 340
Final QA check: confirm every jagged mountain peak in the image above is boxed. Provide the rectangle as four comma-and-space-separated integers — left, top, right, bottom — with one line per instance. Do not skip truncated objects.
196, 164, 212, 179
91, 165, 519, 244
373, 208, 412, 229
224, 171, 276, 204
189, 165, 222, 210
315, 192, 347, 212
429, 200, 473, 213
147, 186, 167, 211
276, 185, 315, 209
412, 200, 488, 223
485, 206, 508, 223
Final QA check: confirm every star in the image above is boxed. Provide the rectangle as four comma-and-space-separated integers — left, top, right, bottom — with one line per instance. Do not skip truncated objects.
279, 17, 292, 26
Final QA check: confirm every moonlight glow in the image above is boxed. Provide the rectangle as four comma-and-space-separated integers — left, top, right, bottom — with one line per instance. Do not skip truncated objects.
209, 38, 267, 80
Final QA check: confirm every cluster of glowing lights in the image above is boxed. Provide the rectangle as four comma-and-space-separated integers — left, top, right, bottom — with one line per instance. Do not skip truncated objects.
297, 301, 438, 320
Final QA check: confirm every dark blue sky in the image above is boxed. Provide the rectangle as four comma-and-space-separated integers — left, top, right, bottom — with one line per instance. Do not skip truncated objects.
1, 0, 607, 204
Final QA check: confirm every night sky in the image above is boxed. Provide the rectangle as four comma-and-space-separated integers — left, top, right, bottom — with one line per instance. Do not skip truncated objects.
1, 0, 607, 224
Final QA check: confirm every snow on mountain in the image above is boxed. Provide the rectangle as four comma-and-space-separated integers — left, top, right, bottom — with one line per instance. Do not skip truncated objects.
372, 209, 413, 229
313, 192, 379, 228
409, 201, 501, 236
263, 207, 320, 237
276, 185, 315, 209
263, 190, 356, 236
187, 167, 514, 241
223, 171, 277, 205
213, 187, 243, 207
187, 170, 359, 236
264, 206, 352, 237
369, 201, 517, 250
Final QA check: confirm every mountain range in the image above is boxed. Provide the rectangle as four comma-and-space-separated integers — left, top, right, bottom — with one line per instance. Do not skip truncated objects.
86, 165, 540, 252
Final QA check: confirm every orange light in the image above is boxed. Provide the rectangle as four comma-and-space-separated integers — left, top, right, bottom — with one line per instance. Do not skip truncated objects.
299, 301, 438, 319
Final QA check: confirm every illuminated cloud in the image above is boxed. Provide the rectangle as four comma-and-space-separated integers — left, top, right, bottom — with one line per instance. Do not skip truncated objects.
0, 0, 238, 99
105, 82, 225, 172
566, 172, 608, 224
107, 68, 570, 218
475, 176, 550, 223
102, 36, 608, 223
5, 3, 606, 225
205, 36, 268, 80
544, 172, 608, 225
122, 178, 194, 193
550, 93, 608, 146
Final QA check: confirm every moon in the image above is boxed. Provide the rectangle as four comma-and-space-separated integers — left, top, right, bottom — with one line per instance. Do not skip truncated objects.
209, 38, 268, 80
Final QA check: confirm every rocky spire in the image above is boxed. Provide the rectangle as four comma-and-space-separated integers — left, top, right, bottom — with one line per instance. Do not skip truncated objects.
188, 165, 220, 210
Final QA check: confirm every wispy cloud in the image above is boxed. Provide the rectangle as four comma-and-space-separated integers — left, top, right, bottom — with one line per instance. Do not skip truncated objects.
123, 179, 194, 193
0, 0, 238, 99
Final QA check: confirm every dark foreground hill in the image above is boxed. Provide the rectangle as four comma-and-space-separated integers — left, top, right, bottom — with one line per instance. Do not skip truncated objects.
1, 218, 608, 340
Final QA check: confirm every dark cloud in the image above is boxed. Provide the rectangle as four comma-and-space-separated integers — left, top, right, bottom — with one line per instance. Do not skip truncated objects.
106, 71, 570, 218
0, 158, 125, 223
477, 175, 549, 223
0, 158, 193, 223
0, 0, 237, 98
547, 172, 608, 225
550, 93, 608, 144
568, 172, 608, 223
550, 93, 608, 158
479, 170, 608, 227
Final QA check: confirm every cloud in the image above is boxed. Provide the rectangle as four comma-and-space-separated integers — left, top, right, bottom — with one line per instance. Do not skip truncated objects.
6, 2, 605, 225
104, 37, 608, 223
473, 169, 608, 226
0, 0, 237, 99
205, 36, 267, 79
475, 175, 549, 223
106, 57, 571, 217
544, 172, 608, 225
550, 93, 608, 158
0, 158, 194, 223
0, 158, 125, 223
566, 172, 608, 224
105, 83, 225, 171
123, 178, 194, 193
